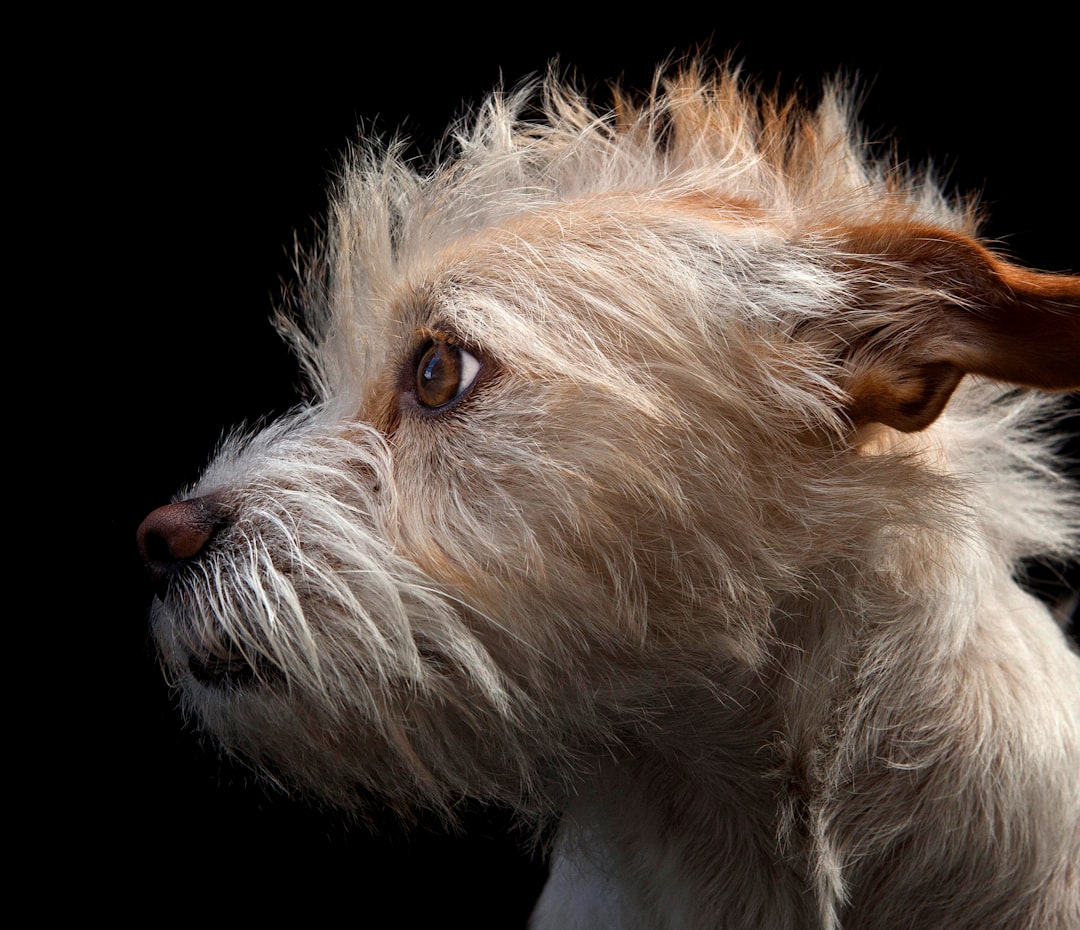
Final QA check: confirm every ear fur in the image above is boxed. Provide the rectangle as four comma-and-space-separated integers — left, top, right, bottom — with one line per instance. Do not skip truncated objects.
836, 224, 1080, 432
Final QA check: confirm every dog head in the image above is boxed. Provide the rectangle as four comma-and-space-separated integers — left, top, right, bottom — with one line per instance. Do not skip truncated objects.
139, 64, 1080, 820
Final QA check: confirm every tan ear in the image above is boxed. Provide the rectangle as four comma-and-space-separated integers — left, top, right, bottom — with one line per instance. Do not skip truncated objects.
838, 224, 1080, 432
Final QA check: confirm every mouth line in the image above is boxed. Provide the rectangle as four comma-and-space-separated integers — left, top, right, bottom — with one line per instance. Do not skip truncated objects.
186, 648, 275, 691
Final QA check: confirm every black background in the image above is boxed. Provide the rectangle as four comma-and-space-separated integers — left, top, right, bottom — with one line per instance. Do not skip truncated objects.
67, 14, 1078, 925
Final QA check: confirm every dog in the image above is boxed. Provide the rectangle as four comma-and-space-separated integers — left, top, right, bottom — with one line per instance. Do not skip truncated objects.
137, 60, 1080, 928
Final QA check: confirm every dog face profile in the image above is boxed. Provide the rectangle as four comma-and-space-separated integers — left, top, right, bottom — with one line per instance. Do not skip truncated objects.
139, 63, 1079, 928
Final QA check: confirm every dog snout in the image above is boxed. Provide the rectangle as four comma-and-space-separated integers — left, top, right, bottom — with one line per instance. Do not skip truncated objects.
137, 497, 226, 596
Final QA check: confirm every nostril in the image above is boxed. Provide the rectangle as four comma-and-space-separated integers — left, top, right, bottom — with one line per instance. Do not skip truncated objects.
137, 498, 226, 588
140, 523, 179, 564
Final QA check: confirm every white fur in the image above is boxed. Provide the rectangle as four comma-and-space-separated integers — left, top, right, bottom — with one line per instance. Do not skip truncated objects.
144, 61, 1080, 928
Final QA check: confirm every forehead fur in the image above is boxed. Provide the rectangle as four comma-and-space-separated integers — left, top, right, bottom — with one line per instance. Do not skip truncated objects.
285, 60, 971, 405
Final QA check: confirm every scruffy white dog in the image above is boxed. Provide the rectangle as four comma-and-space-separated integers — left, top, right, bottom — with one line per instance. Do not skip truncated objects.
138, 61, 1080, 928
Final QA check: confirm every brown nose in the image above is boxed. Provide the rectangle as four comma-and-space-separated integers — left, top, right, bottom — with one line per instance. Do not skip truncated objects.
137, 498, 225, 592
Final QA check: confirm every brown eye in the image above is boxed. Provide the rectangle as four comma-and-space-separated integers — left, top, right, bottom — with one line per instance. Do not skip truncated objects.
415, 339, 481, 408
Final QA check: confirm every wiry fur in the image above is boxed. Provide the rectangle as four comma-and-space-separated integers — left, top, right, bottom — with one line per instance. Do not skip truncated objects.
143, 61, 1080, 928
